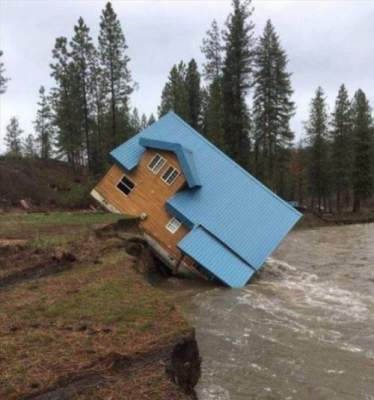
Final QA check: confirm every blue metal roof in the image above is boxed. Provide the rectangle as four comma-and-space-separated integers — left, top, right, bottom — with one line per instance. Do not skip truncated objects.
110, 111, 302, 287
139, 137, 201, 188
178, 227, 256, 288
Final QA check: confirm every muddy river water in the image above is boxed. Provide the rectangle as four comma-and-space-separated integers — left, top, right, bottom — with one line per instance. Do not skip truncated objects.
182, 223, 374, 399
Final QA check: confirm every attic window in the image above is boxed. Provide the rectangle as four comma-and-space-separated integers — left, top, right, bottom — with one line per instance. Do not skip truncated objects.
166, 217, 182, 234
148, 153, 166, 174
161, 166, 180, 185
117, 175, 135, 196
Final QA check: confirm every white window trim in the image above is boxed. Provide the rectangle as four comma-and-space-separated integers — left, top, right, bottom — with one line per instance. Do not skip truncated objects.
161, 166, 180, 186
147, 153, 166, 175
116, 174, 135, 197
165, 217, 182, 234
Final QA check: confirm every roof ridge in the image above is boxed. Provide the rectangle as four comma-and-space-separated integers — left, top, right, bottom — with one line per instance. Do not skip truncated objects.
167, 111, 301, 216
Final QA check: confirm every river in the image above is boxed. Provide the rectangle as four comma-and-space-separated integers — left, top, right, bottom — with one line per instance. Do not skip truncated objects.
181, 223, 374, 400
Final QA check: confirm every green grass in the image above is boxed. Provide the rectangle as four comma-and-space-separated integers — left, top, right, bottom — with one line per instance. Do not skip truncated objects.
0, 211, 127, 239
0, 211, 124, 227
41, 280, 156, 326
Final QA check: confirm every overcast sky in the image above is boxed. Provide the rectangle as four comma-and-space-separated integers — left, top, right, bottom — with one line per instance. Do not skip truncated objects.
0, 0, 373, 153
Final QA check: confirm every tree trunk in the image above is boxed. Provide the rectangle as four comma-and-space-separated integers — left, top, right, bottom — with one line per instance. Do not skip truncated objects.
353, 193, 360, 213
110, 60, 116, 148
82, 81, 91, 170
336, 186, 341, 213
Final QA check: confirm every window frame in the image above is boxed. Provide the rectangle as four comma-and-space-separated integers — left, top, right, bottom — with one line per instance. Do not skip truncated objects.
161, 165, 180, 186
116, 174, 135, 197
165, 217, 182, 234
147, 153, 166, 175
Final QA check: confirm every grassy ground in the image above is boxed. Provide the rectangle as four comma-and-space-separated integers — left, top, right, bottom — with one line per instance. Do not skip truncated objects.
0, 212, 196, 399
0, 211, 123, 241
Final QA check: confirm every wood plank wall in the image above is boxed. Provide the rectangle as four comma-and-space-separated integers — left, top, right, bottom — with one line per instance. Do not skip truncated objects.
95, 149, 191, 260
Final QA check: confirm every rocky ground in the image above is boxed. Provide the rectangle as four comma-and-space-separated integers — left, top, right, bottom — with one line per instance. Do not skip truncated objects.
0, 212, 200, 400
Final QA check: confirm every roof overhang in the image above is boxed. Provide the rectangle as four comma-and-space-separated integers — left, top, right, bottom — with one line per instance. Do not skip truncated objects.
139, 137, 201, 189
178, 226, 256, 288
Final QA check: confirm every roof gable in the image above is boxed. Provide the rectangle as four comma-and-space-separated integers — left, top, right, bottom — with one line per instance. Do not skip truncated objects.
110, 112, 302, 280
139, 137, 201, 188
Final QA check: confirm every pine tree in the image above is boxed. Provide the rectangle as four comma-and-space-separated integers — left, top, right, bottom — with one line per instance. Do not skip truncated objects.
203, 80, 225, 149
185, 59, 202, 129
330, 84, 353, 211
252, 20, 295, 191
23, 134, 38, 158
34, 86, 54, 159
351, 89, 373, 212
99, 2, 134, 148
305, 87, 330, 211
70, 17, 96, 169
201, 20, 223, 82
140, 113, 148, 130
201, 20, 225, 148
148, 113, 156, 126
50, 37, 83, 167
87, 45, 107, 173
289, 140, 307, 206
158, 62, 189, 119
129, 107, 141, 134
221, 0, 255, 169
4, 117, 23, 157
0, 50, 9, 94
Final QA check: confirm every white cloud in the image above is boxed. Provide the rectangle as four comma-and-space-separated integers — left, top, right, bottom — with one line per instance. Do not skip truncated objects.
0, 0, 373, 152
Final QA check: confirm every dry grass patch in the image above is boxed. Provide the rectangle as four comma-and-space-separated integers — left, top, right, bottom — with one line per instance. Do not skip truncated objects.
0, 234, 190, 399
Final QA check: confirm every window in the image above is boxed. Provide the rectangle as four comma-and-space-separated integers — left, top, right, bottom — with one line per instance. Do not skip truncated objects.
147, 153, 166, 174
166, 217, 182, 234
117, 175, 135, 196
161, 166, 180, 185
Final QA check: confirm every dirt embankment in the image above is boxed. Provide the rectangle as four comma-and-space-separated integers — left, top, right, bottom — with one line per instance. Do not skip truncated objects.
295, 210, 374, 230
0, 157, 96, 210
0, 218, 201, 400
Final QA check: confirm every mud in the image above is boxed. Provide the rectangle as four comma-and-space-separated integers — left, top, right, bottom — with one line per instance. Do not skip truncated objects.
21, 334, 200, 400
0, 247, 76, 288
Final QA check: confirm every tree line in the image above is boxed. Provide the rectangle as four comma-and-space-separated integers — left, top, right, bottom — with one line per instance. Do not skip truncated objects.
158, 2, 295, 196
301, 86, 373, 213
156, 0, 373, 212
2, 0, 373, 212
2, 3, 155, 173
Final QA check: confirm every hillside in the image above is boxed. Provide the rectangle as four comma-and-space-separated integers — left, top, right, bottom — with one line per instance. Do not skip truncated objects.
0, 157, 97, 210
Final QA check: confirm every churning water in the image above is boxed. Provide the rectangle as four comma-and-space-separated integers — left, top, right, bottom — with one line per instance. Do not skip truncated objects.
185, 223, 374, 400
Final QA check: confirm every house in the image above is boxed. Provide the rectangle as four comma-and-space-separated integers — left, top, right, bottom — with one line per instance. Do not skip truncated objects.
91, 112, 302, 288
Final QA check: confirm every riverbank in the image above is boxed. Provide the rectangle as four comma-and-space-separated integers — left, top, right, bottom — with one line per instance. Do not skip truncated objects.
295, 210, 374, 230
0, 212, 200, 399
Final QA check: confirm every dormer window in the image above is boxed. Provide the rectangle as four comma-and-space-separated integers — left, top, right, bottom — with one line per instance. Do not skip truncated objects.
148, 153, 166, 174
161, 166, 180, 185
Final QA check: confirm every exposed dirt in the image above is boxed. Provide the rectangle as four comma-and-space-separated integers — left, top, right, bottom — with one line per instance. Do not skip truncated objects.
20, 334, 200, 400
0, 218, 200, 400
0, 157, 94, 210
167, 336, 201, 396
0, 239, 27, 247
295, 210, 374, 230
0, 247, 76, 289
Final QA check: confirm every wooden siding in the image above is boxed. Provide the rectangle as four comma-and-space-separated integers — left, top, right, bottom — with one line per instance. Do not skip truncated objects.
95, 149, 190, 259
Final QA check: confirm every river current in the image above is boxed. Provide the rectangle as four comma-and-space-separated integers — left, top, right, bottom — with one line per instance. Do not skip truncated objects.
183, 223, 374, 400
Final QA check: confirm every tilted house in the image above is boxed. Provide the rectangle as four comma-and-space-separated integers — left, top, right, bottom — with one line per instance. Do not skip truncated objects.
91, 112, 301, 288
